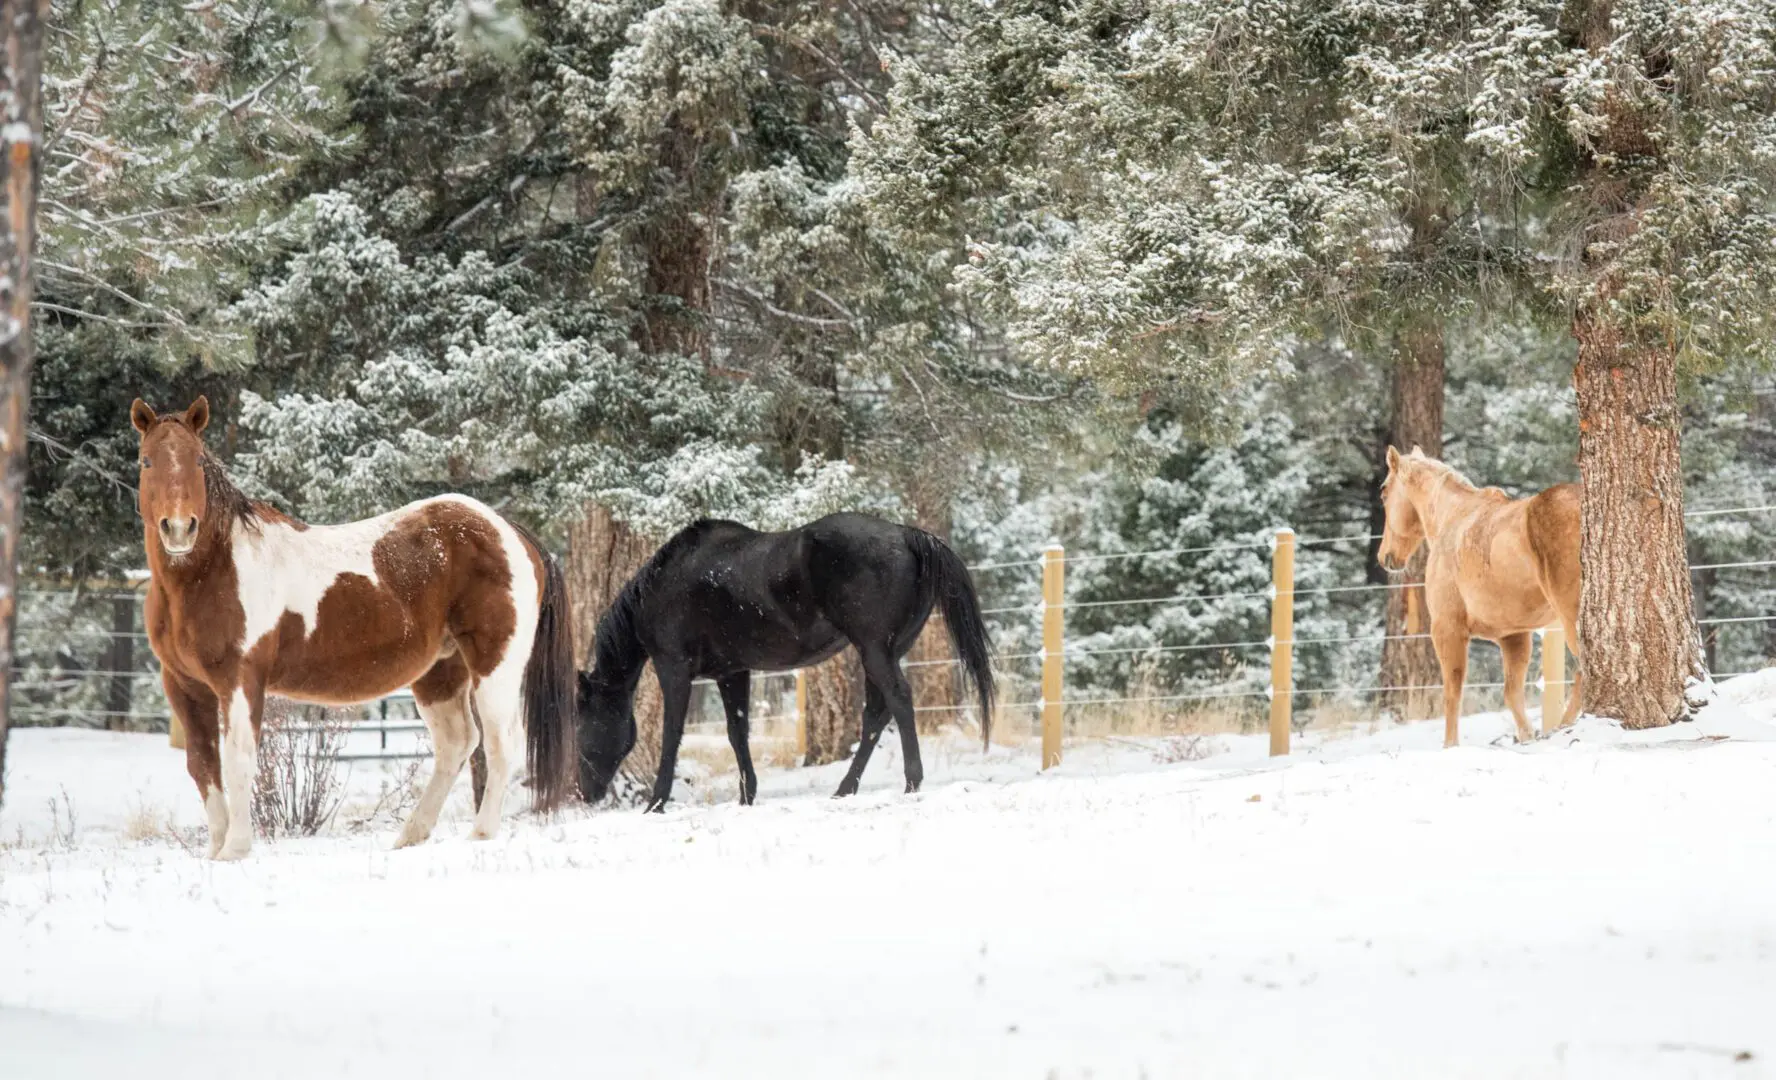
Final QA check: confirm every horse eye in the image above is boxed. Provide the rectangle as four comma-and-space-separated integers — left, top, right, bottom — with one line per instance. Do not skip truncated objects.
139, 458, 151, 469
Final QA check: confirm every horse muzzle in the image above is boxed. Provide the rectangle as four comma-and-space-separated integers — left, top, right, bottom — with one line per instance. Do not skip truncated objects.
159, 516, 199, 557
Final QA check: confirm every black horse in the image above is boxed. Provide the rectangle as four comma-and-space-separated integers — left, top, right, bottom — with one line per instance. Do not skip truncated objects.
577, 512, 995, 810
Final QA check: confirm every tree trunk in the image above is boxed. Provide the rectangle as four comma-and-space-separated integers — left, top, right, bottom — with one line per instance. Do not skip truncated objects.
1572, 309, 1702, 727
0, 0, 47, 808
638, 123, 711, 362
106, 595, 134, 730
803, 650, 861, 766
906, 488, 958, 734
566, 504, 665, 796
1379, 319, 1444, 721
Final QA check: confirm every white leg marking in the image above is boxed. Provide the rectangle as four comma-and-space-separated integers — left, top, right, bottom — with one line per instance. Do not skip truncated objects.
470, 673, 523, 841
203, 785, 229, 859
216, 689, 256, 861
395, 690, 475, 850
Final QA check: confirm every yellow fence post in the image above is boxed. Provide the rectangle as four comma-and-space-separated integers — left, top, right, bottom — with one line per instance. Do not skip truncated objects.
169, 711, 186, 750
1041, 544, 1065, 770
1541, 627, 1567, 734
1269, 528, 1296, 757
794, 668, 808, 763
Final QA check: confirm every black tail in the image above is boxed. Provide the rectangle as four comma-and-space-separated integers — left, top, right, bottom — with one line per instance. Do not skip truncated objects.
512, 522, 577, 813
911, 530, 996, 749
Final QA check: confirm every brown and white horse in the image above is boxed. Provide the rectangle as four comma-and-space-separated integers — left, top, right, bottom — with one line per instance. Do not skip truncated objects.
132, 397, 576, 860
1378, 446, 1582, 747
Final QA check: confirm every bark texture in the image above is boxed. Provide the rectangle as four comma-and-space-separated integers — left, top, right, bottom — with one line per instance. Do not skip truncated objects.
1572, 311, 1701, 727
803, 649, 862, 766
0, 0, 48, 807
566, 504, 665, 793
1379, 319, 1445, 721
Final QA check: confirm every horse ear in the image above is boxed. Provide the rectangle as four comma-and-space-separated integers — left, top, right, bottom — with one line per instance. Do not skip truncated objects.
130, 399, 156, 435
1385, 445, 1400, 471
1409, 444, 1424, 458
184, 395, 210, 435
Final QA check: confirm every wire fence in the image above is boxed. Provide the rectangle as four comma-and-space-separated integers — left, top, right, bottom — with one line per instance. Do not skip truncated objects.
13, 500, 1776, 759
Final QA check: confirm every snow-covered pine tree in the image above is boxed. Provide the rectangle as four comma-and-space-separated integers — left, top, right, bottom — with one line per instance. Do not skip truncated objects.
30, 0, 351, 578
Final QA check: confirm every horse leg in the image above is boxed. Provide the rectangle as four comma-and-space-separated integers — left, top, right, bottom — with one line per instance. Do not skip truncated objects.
215, 674, 266, 861
469, 662, 524, 841
840, 647, 922, 795
1431, 623, 1469, 749
395, 657, 476, 849
833, 681, 891, 798
1499, 632, 1534, 743
1558, 612, 1583, 728
166, 673, 227, 858
648, 664, 693, 813
716, 672, 758, 806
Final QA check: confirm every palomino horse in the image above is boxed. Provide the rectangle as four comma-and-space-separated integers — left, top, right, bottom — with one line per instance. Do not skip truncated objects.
132, 397, 576, 859
578, 513, 994, 810
1378, 446, 1582, 746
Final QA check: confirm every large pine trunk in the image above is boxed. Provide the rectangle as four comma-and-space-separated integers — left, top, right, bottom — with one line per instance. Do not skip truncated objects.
566, 505, 665, 797
803, 650, 862, 766
1572, 309, 1701, 727
1378, 320, 1445, 721
0, 0, 47, 808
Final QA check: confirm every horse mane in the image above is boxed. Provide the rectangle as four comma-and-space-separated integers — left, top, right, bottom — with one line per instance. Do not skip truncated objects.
591, 572, 650, 681
1405, 450, 1486, 494
200, 454, 267, 538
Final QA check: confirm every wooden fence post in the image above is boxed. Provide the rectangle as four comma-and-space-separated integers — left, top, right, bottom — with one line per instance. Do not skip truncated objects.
169, 710, 186, 749
794, 668, 808, 763
1269, 528, 1295, 756
1540, 627, 1567, 734
1041, 544, 1065, 770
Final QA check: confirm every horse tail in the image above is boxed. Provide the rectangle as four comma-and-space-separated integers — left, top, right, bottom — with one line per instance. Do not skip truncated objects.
509, 520, 577, 813
911, 530, 996, 749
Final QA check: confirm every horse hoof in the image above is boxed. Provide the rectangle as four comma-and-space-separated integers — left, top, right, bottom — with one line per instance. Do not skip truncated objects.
904, 780, 922, 794
392, 827, 428, 850
469, 824, 498, 841
213, 837, 252, 862
645, 800, 667, 814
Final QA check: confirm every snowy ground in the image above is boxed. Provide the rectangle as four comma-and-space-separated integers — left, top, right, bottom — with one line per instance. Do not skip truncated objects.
6, 681, 1776, 1079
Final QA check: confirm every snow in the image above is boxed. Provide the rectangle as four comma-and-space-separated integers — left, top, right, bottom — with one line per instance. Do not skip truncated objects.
5, 687, 1776, 1079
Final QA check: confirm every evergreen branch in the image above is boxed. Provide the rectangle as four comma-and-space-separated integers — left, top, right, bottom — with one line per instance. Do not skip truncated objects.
39, 259, 195, 331
28, 427, 138, 498
715, 277, 858, 331
32, 301, 170, 331
44, 37, 110, 156
222, 61, 299, 116
752, 25, 885, 114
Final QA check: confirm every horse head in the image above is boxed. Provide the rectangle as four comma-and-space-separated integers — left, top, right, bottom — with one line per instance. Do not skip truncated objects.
1377, 444, 1428, 571
131, 396, 212, 563
577, 669, 638, 802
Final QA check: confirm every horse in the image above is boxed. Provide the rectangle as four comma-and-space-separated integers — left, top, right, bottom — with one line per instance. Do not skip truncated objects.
131, 397, 577, 860
1378, 445, 1582, 747
577, 513, 995, 810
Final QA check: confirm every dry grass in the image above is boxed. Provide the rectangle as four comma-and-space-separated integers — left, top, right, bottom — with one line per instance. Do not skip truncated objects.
122, 798, 177, 843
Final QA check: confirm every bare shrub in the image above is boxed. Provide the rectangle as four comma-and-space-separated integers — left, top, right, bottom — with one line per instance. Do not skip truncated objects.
341, 757, 425, 833
1153, 733, 1215, 763
253, 699, 353, 838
